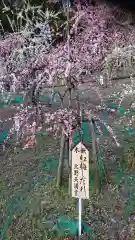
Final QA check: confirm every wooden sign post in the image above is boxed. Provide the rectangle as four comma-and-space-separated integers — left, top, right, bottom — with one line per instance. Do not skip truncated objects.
71, 142, 89, 236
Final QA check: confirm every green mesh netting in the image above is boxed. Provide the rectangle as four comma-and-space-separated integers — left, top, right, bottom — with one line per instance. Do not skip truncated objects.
0, 130, 9, 144
38, 95, 50, 104
0, 94, 23, 108
10, 95, 23, 105
72, 120, 91, 145
53, 216, 78, 236
53, 216, 95, 238
35, 131, 49, 136
0, 101, 6, 109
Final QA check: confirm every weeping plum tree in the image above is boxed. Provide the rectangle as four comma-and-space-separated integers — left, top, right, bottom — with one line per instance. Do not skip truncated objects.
0, 1, 135, 189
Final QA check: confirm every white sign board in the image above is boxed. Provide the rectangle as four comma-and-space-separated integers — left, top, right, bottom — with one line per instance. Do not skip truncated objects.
71, 142, 89, 199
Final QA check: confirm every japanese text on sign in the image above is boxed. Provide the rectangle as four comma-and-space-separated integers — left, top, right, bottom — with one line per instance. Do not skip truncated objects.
71, 142, 89, 199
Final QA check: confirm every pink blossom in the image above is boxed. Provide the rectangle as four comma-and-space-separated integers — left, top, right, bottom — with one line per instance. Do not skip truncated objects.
0, 34, 24, 58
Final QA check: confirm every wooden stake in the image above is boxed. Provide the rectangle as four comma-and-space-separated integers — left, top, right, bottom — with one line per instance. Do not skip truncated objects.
56, 130, 66, 188
90, 119, 100, 193
68, 137, 72, 194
